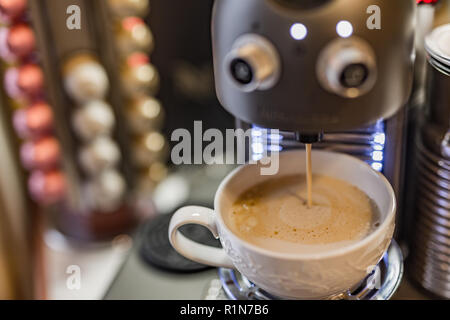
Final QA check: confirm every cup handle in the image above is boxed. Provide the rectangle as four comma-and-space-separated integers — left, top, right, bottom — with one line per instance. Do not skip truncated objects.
168, 206, 235, 269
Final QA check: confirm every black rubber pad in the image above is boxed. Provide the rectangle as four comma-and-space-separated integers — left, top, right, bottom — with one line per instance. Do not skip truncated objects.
139, 211, 222, 273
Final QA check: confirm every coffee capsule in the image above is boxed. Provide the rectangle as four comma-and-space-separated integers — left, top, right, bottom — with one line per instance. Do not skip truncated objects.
79, 136, 121, 175
72, 100, 115, 140
28, 170, 66, 205
132, 132, 168, 167
13, 101, 53, 139
121, 52, 159, 96
107, 0, 149, 17
0, 0, 27, 25
136, 161, 169, 192
63, 54, 109, 104
20, 136, 61, 170
17, 63, 44, 97
126, 96, 164, 134
4, 63, 44, 101
0, 24, 35, 62
84, 169, 126, 212
116, 16, 154, 55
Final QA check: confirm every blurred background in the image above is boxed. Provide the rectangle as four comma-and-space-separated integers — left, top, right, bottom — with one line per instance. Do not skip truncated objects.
0, 0, 449, 300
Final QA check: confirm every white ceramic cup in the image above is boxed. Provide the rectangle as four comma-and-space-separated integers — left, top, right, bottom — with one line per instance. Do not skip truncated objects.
169, 150, 396, 299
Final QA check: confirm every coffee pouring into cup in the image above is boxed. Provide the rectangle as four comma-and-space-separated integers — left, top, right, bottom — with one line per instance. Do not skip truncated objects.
169, 150, 396, 299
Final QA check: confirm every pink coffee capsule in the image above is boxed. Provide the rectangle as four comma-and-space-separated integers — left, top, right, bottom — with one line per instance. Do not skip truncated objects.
0, 27, 15, 62
4, 63, 44, 100
4, 66, 21, 99
126, 51, 149, 67
6, 23, 36, 60
20, 136, 61, 170
13, 101, 53, 139
0, 0, 27, 25
28, 170, 66, 205
18, 63, 44, 97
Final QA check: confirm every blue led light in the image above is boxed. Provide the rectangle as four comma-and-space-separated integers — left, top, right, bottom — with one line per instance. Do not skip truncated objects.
372, 151, 384, 162
373, 133, 386, 145
371, 162, 383, 172
268, 145, 283, 152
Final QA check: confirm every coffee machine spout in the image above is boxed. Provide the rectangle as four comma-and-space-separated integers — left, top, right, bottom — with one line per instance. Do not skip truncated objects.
295, 132, 324, 144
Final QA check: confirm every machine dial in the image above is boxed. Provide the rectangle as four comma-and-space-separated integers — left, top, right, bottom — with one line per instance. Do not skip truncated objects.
225, 34, 281, 92
317, 37, 377, 98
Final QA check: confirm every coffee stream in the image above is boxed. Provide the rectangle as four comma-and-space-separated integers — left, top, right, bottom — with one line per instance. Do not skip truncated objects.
306, 144, 313, 208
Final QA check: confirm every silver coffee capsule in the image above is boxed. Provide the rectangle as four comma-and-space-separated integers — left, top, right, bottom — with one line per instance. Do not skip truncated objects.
63, 54, 110, 104
72, 100, 116, 140
79, 136, 121, 175
84, 169, 126, 212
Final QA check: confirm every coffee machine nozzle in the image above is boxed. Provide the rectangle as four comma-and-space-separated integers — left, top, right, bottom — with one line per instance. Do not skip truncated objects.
212, 0, 416, 138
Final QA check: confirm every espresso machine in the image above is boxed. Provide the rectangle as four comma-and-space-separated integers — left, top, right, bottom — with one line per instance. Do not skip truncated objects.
210, 0, 415, 299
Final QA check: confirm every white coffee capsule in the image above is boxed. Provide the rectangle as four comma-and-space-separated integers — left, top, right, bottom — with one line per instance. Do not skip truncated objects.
63, 54, 110, 104
84, 169, 126, 212
126, 96, 164, 134
132, 131, 167, 167
79, 136, 121, 175
72, 100, 116, 140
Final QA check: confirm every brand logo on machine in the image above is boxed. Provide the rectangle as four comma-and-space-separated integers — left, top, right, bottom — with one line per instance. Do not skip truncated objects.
171, 121, 280, 176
